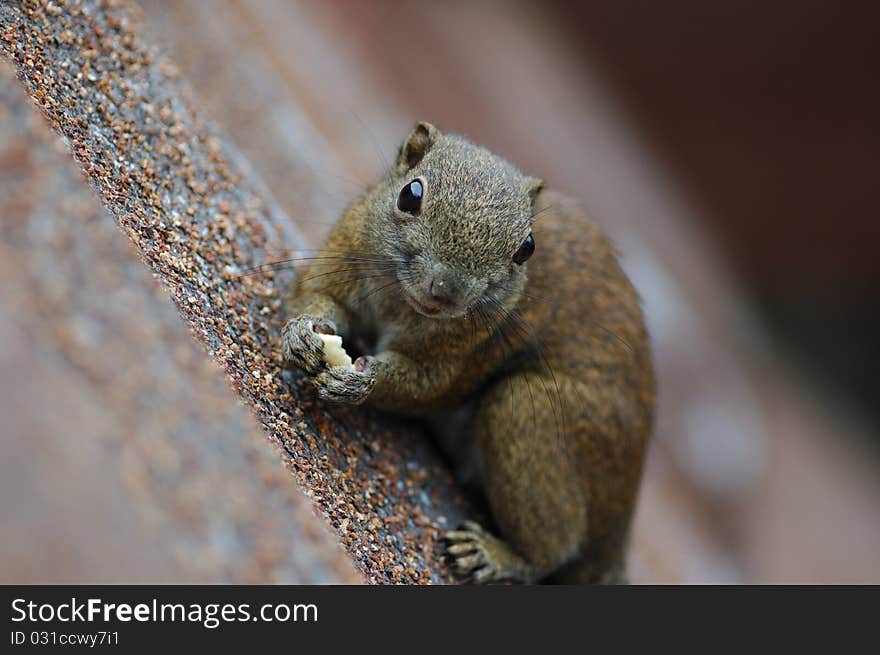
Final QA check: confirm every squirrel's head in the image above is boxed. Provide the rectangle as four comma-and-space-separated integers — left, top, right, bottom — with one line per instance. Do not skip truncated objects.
368, 121, 543, 320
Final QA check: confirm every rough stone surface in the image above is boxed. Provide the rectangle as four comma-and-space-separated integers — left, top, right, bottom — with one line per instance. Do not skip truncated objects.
1, 0, 473, 583
0, 59, 358, 583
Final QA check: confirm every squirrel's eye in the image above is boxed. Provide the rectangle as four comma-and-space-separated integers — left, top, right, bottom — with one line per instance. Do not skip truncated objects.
397, 179, 424, 215
513, 233, 535, 265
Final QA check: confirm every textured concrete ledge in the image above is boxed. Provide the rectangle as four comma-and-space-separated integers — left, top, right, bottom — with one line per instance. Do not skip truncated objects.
1, 0, 473, 583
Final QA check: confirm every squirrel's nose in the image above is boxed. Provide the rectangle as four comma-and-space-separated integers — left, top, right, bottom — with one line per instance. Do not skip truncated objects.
428, 278, 455, 306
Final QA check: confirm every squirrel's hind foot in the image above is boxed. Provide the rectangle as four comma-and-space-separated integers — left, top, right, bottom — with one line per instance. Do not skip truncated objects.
444, 521, 538, 584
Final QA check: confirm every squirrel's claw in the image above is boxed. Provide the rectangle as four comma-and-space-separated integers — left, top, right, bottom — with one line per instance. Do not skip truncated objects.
444, 521, 538, 584
313, 364, 375, 405
472, 566, 496, 584
282, 315, 334, 375
444, 521, 501, 583
446, 542, 478, 556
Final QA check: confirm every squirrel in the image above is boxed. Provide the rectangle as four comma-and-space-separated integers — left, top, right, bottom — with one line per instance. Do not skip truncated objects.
282, 122, 655, 584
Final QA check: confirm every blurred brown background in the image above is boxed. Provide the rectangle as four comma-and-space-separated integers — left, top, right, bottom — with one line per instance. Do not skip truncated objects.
555, 1, 880, 419
137, 0, 880, 582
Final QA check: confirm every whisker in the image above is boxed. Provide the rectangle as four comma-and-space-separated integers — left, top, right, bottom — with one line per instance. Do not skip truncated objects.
484, 293, 567, 453
300, 265, 399, 284
529, 203, 558, 222
356, 276, 404, 304
351, 110, 392, 175
481, 300, 538, 443
495, 280, 634, 354
239, 254, 403, 277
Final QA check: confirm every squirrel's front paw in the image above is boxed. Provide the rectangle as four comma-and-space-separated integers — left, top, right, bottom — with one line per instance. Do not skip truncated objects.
281, 315, 335, 375
312, 356, 375, 404
444, 521, 531, 584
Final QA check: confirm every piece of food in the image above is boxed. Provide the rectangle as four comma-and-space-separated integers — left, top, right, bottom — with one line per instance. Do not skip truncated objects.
317, 332, 354, 369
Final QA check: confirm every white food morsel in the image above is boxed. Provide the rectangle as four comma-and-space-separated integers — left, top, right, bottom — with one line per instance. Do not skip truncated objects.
317, 332, 354, 369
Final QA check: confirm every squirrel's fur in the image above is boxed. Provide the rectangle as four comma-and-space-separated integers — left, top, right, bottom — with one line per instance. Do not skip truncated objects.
283, 122, 655, 583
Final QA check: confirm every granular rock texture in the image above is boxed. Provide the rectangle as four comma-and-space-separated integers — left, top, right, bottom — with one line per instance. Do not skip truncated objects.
0, 59, 357, 583
1, 0, 473, 583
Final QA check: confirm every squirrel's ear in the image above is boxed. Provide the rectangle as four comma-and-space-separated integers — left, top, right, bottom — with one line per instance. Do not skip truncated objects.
526, 177, 545, 203
396, 121, 440, 173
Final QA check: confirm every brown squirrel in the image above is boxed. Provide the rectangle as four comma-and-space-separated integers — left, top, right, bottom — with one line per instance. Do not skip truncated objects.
282, 122, 655, 583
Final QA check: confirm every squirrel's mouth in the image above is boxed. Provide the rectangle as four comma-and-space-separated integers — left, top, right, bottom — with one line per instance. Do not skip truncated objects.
401, 288, 468, 319
404, 294, 445, 317
399, 276, 471, 319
